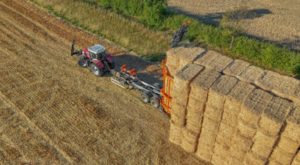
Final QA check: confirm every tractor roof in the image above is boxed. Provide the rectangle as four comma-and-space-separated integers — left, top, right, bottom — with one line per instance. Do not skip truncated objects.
88, 44, 106, 54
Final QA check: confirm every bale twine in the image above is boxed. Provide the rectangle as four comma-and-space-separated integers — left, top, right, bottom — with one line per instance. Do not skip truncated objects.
277, 136, 299, 154
244, 151, 266, 165
237, 119, 257, 138
181, 128, 198, 153
270, 147, 295, 165
169, 122, 182, 145
251, 131, 278, 158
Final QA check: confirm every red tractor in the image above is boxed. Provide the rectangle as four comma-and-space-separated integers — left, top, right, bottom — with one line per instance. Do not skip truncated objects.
71, 40, 115, 76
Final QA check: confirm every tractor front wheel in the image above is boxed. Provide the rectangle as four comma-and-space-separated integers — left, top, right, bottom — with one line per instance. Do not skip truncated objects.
78, 57, 89, 68
90, 64, 104, 77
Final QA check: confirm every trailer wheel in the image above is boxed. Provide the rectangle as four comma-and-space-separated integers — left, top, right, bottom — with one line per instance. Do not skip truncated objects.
78, 57, 88, 67
90, 64, 103, 77
142, 92, 150, 103
150, 97, 160, 109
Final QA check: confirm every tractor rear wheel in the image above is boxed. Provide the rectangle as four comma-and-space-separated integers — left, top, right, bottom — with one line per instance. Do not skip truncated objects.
78, 57, 88, 67
90, 64, 103, 77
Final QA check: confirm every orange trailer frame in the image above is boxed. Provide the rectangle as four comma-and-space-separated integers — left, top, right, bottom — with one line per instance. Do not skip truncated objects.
160, 60, 173, 114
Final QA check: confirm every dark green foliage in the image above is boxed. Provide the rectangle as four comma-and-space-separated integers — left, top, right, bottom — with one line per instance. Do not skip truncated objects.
97, 0, 166, 27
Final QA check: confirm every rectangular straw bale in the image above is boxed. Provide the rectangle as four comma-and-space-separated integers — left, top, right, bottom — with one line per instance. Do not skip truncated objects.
223, 59, 250, 77
186, 114, 203, 134
237, 65, 265, 84
216, 123, 234, 145
237, 120, 257, 138
229, 157, 244, 165
244, 151, 266, 165
194, 50, 233, 72
213, 142, 229, 157
258, 97, 292, 136
270, 147, 295, 165
201, 117, 219, 132
277, 135, 299, 154
190, 67, 222, 97
198, 128, 218, 147
181, 128, 198, 153
186, 97, 206, 123
167, 65, 178, 77
166, 47, 184, 67
251, 131, 278, 158
221, 108, 239, 128
228, 81, 256, 103
239, 89, 273, 127
282, 106, 300, 142
196, 144, 213, 162
169, 122, 183, 145
171, 113, 185, 126
179, 47, 205, 68
230, 146, 247, 160
255, 70, 300, 102
173, 64, 204, 91
292, 151, 300, 165
231, 133, 253, 152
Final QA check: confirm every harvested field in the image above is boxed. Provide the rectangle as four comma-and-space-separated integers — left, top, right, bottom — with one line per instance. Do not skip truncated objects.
0, 1, 206, 164
168, 0, 300, 50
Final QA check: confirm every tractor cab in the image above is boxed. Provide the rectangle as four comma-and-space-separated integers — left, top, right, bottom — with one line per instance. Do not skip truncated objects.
88, 44, 106, 60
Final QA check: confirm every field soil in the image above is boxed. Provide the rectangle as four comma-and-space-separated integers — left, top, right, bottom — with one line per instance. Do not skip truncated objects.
168, 0, 300, 50
0, 0, 205, 164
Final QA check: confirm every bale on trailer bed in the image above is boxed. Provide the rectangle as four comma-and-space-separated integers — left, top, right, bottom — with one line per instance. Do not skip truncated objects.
277, 136, 299, 154
270, 147, 295, 165
215, 122, 235, 145
244, 151, 266, 165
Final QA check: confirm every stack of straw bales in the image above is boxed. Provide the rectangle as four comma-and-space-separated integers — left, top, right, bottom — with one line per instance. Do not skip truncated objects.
166, 47, 300, 165
181, 68, 221, 153
269, 106, 300, 165
169, 64, 203, 145
228, 89, 273, 164
244, 97, 292, 165
212, 81, 255, 165
196, 75, 238, 162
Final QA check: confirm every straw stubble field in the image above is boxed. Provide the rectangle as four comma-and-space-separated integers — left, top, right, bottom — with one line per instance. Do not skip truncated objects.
0, 1, 206, 164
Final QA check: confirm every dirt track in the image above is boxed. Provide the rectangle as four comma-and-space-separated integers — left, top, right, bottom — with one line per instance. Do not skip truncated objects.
0, 0, 204, 164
